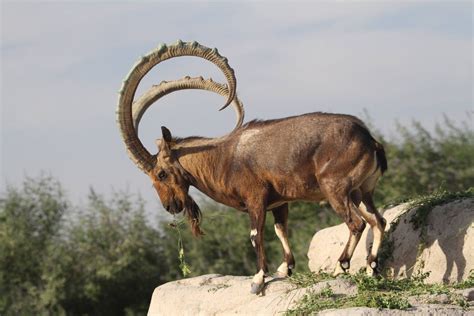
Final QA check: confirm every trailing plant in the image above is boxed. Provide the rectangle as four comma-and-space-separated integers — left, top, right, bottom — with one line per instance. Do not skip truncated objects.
286, 271, 469, 315
409, 188, 473, 232
169, 218, 192, 277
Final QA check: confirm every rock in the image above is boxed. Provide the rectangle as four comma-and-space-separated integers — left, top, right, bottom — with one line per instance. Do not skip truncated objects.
308, 199, 474, 284
318, 305, 470, 316
466, 289, 474, 301
309, 278, 358, 296
147, 274, 356, 315
456, 288, 474, 302
407, 293, 450, 305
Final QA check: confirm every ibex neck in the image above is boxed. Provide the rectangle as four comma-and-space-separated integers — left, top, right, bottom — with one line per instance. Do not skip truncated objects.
175, 136, 232, 199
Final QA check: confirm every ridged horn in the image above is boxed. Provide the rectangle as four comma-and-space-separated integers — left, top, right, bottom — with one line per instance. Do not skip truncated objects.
117, 40, 237, 174
132, 76, 244, 134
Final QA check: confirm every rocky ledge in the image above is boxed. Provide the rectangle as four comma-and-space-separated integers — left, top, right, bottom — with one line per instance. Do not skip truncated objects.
148, 274, 473, 315
148, 198, 474, 315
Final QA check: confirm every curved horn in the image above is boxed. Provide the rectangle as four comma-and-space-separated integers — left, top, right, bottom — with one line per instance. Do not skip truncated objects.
132, 76, 244, 134
117, 40, 237, 173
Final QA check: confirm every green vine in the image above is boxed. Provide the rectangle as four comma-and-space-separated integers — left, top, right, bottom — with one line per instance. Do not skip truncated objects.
169, 217, 192, 277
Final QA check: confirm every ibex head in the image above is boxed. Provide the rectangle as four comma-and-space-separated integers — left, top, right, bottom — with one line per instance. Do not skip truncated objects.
149, 126, 189, 215
117, 40, 244, 236
149, 126, 205, 236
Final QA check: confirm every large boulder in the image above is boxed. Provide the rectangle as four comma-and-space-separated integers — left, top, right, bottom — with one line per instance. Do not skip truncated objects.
308, 198, 474, 283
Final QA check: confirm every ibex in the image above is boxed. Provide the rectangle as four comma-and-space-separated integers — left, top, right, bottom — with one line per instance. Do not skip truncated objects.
117, 40, 387, 294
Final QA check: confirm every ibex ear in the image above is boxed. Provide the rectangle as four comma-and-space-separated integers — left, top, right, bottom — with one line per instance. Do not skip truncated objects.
161, 126, 172, 142
157, 126, 173, 156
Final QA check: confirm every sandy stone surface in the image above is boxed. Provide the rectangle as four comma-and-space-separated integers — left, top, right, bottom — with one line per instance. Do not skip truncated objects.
148, 274, 357, 315
148, 274, 309, 315
147, 274, 359, 315
318, 305, 472, 316
147, 274, 472, 316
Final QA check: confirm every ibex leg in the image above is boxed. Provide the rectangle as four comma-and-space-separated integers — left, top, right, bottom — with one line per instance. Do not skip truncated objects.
321, 180, 366, 276
272, 204, 295, 278
357, 190, 386, 275
248, 207, 268, 294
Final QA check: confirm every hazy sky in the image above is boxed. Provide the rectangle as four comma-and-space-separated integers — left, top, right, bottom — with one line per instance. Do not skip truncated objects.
1, 1, 472, 212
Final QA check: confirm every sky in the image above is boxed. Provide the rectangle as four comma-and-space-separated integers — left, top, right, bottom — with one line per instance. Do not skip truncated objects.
1, 1, 473, 214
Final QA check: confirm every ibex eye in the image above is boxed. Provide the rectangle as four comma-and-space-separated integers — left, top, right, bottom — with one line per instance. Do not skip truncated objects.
158, 170, 167, 180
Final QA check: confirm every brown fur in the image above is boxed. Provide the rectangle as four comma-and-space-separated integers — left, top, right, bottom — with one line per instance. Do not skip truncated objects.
149, 112, 387, 279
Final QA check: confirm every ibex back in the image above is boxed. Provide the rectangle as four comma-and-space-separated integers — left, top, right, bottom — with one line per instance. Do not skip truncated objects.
117, 40, 387, 295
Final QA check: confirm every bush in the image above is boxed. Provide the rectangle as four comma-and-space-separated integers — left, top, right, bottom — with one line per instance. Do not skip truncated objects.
374, 116, 474, 204
0, 178, 165, 315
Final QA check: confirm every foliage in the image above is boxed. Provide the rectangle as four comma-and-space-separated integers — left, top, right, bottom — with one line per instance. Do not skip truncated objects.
454, 270, 474, 289
373, 115, 474, 205
286, 271, 469, 315
56, 190, 167, 316
0, 176, 67, 315
0, 178, 166, 316
288, 270, 333, 288
408, 188, 474, 231
168, 218, 192, 277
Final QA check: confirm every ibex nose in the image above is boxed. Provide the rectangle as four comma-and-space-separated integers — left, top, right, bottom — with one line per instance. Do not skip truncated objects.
165, 205, 170, 212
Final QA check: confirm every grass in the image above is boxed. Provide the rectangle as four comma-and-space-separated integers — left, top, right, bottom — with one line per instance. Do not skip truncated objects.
454, 270, 474, 290
287, 271, 334, 288
286, 271, 469, 315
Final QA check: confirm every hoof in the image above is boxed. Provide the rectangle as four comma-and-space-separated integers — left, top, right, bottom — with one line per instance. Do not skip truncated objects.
333, 262, 348, 277
288, 267, 293, 277
366, 261, 380, 276
250, 282, 264, 294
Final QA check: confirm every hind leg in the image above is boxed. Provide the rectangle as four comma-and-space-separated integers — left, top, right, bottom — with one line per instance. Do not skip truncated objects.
357, 190, 386, 276
333, 214, 366, 276
321, 180, 367, 276
271, 204, 295, 278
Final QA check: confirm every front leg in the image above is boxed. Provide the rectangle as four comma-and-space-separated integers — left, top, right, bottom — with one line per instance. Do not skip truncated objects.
272, 204, 295, 278
248, 206, 268, 294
